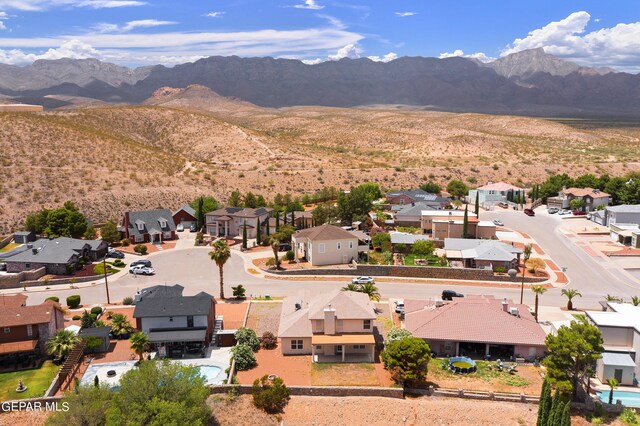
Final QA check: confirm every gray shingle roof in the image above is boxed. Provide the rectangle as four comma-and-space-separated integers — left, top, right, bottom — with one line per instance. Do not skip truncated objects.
175, 204, 196, 218
445, 238, 522, 261
1, 237, 106, 264
133, 285, 214, 318
387, 189, 450, 203
606, 204, 640, 213
390, 232, 429, 245
396, 202, 442, 217
127, 209, 176, 237
206, 207, 273, 219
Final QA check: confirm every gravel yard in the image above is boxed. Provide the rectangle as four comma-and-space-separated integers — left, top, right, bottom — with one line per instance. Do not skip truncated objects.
245, 301, 282, 335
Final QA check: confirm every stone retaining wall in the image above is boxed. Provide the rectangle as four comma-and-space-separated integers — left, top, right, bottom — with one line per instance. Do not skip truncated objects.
0, 267, 46, 288
406, 387, 539, 404
210, 384, 404, 399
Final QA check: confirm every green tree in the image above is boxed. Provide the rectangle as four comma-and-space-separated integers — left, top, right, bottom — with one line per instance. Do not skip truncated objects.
242, 221, 248, 250
252, 375, 290, 413
228, 190, 243, 207
382, 337, 431, 387
232, 284, 246, 299
129, 332, 149, 363
190, 196, 218, 229
46, 384, 114, 426
25, 209, 50, 234
256, 217, 261, 240
544, 319, 604, 400
520, 243, 533, 304
385, 328, 413, 346
231, 344, 256, 370
560, 401, 571, 426
109, 313, 134, 337
531, 285, 547, 322
462, 204, 469, 238
536, 379, 552, 426
446, 180, 468, 199
100, 220, 121, 244
256, 195, 267, 207
80, 310, 95, 329
244, 192, 258, 208
372, 232, 391, 250
235, 327, 260, 352
209, 239, 231, 299
561, 288, 582, 311
547, 390, 563, 426
360, 282, 381, 301
382, 250, 393, 265
46, 329, 81, 359
474, 191, 479, 215
574, 173, 599, 188
419, 181, 441, 194
412, 239, 435, 257
83, 225, 97, 240
337, 183, 382, 222
569, 199, 586, 211
312, 202, 339, 226
607, 377, 619, 404
341, 283, 360, 292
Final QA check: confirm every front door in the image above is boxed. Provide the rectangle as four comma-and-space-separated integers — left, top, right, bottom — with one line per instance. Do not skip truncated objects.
614, 369, 623, 382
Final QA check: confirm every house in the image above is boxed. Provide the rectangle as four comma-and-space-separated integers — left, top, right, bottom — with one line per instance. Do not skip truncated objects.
278, 289, 377, 362
292, 224, 369, 266
13, 231, 36, 244
444, 238, 522, 271
122, 209, 176, 243
2, 237, 108, 275
285, 210, 315, 229
585, 302, 640, 386
389, 231, 429, 248
468, 182, 524, 208
386, 189, 450, 208
420, 210, 495, 239
205, 207, 272, 239
547, 187, 610, 212
0, 296, 65, 359
609, 224, 640, 248
173, 204, 198, 228
598, 205, 640, 246
133, 284, 216, 358
394, 202, 436, 227
603, 205, 640, 227
405, 296, 547, 360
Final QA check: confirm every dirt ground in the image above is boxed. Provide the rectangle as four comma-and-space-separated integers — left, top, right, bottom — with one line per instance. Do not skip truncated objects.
216, 301, 250, 330
245, 302, 282, 336
310, 363, 391, 387
236, 350, 312, 386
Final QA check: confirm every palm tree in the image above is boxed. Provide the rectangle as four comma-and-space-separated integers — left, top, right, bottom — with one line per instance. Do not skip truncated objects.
130, 331, 149, 363
605, 294, 622, 303
631, 296, 640, 306
110, 313, 134, 337
520, 244, 532, 304
46, 329, 81, 359
561, 288, 582, 311
341, 283, 360, 292
360, 282, 381, 301
209, 239, 231, 299
531, 285, 547, 322
607, 377, 619, 404
270, 237, 281, 269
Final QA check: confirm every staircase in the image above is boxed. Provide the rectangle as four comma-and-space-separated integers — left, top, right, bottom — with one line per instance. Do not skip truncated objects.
212, 316, 223, 346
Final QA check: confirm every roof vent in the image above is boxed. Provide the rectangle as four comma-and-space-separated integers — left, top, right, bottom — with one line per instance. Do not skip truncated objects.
509, 307, 520, 317
32, 248, 38, 255
435, 299, 443, 307
295, 303, 301, 311
27, 244, 33, 249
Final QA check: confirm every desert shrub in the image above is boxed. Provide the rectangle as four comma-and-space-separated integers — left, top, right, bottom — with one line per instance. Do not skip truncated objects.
45, 296, 60, 303
112, 259, 125, 267
235, 327, 260, 352
495, 266, 506, 273
231, 344, 256, 371
385, 328, 413, 346
232, 284, 246, 299
67, 295, 81, 308
133, 244, 147, 255
265, 258, 275, 266
252, 375, 290, 413
619, 408, 639, 425
72, 315, 82, 320
285, 250, 295, 261
122, 296, 133, 305
121, 238, 131, 247
90, 306, 103, 316
260, 332, 277, 350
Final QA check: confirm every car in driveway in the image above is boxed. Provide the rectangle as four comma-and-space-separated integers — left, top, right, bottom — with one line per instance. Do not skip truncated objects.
572, 210, 588, 216
558, 209, 571, 216
129, 265, 155, 275
524, 208, 535, 216
352, 276, 375, 284
106, 250, 124, 259
442, 290, 464, 301
130, 259, 152, 268
493, 219, 504, 226
394, 300, 404, 314
189, 224, 198, 232
278, 243, 292, 252
176, 223, 184, 232
548, 207, 559, 214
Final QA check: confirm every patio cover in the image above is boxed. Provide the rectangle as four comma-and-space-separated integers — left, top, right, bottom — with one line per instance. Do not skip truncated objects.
0, 340, 38, 354
147, 329, 207, 343
601, 352, 636, 367
312, 334, 375, 345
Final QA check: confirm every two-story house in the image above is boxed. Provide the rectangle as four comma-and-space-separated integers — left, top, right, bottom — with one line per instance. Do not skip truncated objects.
205, 207, 272, 239
0, 295, 65, 359
292, 224, 369, 266
467, 182, 524, 208
386, 189, 451, 208
133, 284, 216, 358
122, 209, 176, 243
278, 289, 377, 362
547, 187, 611, 212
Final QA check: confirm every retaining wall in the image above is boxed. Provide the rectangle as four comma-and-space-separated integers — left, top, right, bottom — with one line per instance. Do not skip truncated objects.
406, 387, 539, 404
210, 384, 404, 399
0, 268, 46, 288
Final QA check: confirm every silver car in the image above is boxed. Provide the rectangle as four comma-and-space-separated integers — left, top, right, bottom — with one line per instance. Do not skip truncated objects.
352, 276, 374, 284
129, 265, 155, 275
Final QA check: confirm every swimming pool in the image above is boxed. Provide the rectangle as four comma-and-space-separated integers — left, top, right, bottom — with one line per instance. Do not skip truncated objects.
597, 390, 640, 408
197, 365, 223, 385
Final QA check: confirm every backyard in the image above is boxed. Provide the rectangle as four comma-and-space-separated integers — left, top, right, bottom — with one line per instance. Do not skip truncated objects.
0, 361, 59, 401
402, 254, 447, 267
311, 362, 393, 387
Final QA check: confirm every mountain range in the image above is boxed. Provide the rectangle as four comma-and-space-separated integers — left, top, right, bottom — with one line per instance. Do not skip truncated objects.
0, 48, 638, 116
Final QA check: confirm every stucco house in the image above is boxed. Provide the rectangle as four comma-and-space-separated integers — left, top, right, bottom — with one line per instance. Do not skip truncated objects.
205, 207, 272, 239
405, 296, 547, 360
420, 210, 495, 240
444, 238, 522, 271
278, 289, 377, 362
292, 224, 369, 266
386, 189, 450, 208
468, 182, 524, 208
547, 187, 610, 212
122, 209, 176, 243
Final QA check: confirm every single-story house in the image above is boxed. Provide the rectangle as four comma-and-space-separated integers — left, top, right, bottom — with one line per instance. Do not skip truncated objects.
602, 204, 640, 227
405, 296, 547, 360
133, 284, 216, 358
278, 289, 377, 362
444, 238, 522, 271
205, 207, 272, 239
13, 231, 36, 244
468, 182, 524, 208
173, 204, 198, 229
122, 209, 176, 243
2, 237, 108, 275
609, 224, 640, 248
389, 231, 430, 248
586, 302, 640, 386
395, 202, 436, 227
292, 224, 369, 266
547, 187, 610, 212
386, 189, 450, 208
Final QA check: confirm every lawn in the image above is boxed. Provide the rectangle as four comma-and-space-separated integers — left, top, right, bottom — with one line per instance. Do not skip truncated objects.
403, 254, 446, 267
311, 363, 379, 386
0, 361, 59, 401
0, 243, 20, 253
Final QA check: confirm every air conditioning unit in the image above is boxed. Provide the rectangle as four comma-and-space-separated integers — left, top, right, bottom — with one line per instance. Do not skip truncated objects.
509, 307, 520, 316
435, 299, 444, 307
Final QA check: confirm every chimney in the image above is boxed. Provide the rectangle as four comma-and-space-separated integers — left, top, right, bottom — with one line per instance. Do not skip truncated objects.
502, 298, 509, 312
124, 212, 131, 229
324, 305, 336, 335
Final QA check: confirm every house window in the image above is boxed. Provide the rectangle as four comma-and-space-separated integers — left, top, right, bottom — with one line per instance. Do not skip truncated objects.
291, 340, 304, 350
318, 243, 326, 254
135, 235, 143, 243
159, 219, 167, 228
25, 263, 31, 268
3, 327, 10, 333
337, 242, 341, 250
316, 345, 322, 351
349, 241, 353, 249
27, 325, 33, 336
187, 316, 194, 328
353, 345, 365, 350
137, 222, 144, 231
363, 320, 371, 330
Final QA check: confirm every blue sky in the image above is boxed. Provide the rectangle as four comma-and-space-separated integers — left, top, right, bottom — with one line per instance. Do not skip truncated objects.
0, 0, 638, 71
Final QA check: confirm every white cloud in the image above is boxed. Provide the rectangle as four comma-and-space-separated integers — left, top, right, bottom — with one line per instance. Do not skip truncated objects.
0, 39, 101, 64
301, 58, 322, 65
439, 49, 494, 63
368, 52, 398, 62
395, 12, 417, 17
594, 18, 600, 23
501, 11, 640, 71
93, 19, 176, 34
0, 11, 7, 30
293, 0, 323, 10
205, 11, 225, 18
0, 0, 145, 11
328, 43, 359, 60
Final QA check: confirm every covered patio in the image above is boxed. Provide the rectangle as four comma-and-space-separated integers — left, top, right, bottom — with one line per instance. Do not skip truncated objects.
311, 334, 375, 363
148, 328, 208, 359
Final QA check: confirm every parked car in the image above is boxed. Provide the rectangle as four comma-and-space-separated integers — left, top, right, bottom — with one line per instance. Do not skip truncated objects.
498, 202, 508, 209
442, 290, 464, 301
524, 208, 535, 216
189, 224, 198, 232
572, 210, 588, 216
492, 219, 504, 226
352, 276, 375, 284
129, 265, 155, 275
176, 223, 184, 232
278, 243, 292, 252
130, 259, 152, 268
106, 250, 125, 259
394, 300, 404, 314
558, 209, 571, 216
548, 207, 559, 214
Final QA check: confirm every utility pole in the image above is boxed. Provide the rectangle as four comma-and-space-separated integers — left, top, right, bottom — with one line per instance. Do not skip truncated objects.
103, 256, 111, 304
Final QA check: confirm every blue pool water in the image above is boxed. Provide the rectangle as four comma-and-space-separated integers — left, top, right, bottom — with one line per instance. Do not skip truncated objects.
198, 365, 223, 384
597, 390, 640, 407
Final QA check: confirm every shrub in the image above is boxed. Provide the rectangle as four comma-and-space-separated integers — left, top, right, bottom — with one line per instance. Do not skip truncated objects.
619, 408, 639, 425
285, 250, 295, 262
252, 375, 290, 413
235, 327, 260, 352
122, 296, 133, 305
495, 266, 506, 273
385, 327, 413, 346
260, 332, 277, 350
231, 344, 256, 370
67, 295, 81, 308
232, 284, 246, 299
133, 244, 147, 255
382, 337, 432, 387
265, 258, 275, 267
83, 336, 103, 353
121, 238, 131, 247
113, 259, 125, 267
45, 296, 59, 303
72, 315, 82, 320
90, 306, 103, 316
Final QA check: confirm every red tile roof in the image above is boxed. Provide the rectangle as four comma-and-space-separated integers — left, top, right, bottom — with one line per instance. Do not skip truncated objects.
560, 187, 610, 199
0, 294, 27, 308
0, 300, 63, 327
405, 296, 546, 347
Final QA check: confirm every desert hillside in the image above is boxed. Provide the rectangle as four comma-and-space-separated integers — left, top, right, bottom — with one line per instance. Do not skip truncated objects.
0, 101, 639, 233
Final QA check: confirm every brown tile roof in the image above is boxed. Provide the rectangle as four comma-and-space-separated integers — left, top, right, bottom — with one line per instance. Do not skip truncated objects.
0, 294, 27, 308
561, 187, 610, 199
0, 340, 38, 355
405, 297, 546, 347
293, 224, 357, 241
0, 300, 63, 327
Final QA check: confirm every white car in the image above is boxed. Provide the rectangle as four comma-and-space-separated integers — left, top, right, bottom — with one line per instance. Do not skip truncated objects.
394, 300, 404, 314
558, 210, 571, 216
493, 219, 504, 226
176, 223, 184, 232
129, 265, 155, 275
352, 276, 374, 284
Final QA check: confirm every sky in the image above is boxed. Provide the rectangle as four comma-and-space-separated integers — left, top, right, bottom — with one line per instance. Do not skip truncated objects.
0, 0, 639, 72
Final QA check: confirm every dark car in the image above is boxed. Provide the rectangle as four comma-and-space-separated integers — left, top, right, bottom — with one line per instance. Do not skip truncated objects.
442, 290, 464, 301
106, 250, 125, 259
130, 259, 152, 268
524, 208, 535, 216
279, 243, 292, 252
190, 224, 198, 232
572, 210, 587, 216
